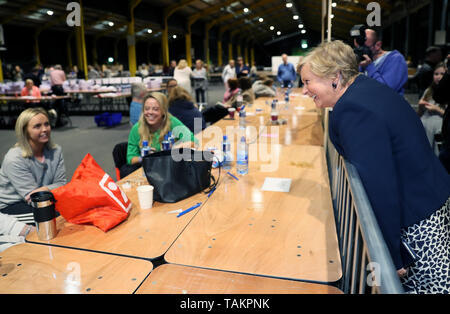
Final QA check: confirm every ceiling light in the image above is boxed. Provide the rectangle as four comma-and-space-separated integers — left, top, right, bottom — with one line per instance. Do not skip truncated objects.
258, 17, 264, 22
277, 31, 281, 36
332, 2, 337, 7
147, 29, 152, 34
293, 15, 299, 20
108, 21, 114, 27
243, 8, 249, 13
301, 29, 306, 34
172, 35, 177, 39
298, 24, 304, 29
330, 14, 334, 18
46, 10, 54, 16
108, 57, 114, 63
270, 26, 274, 30
286, 3, 293, 8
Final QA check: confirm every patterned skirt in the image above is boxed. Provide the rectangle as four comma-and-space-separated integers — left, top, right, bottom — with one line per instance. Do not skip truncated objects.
400, 197, 450, 294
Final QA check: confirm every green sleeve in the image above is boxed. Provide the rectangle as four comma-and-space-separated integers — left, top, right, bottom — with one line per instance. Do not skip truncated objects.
127, 123, 141, 164
170, 115, 198, 144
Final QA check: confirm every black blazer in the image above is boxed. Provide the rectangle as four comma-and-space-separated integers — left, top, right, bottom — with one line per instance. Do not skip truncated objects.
329, 75, 450, 269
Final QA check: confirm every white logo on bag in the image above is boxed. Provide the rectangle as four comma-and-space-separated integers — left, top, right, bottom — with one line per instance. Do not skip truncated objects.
98, 173, 131, 213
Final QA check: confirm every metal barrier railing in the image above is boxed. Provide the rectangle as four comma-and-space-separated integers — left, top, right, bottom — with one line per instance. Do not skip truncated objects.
324, 110, 404, 294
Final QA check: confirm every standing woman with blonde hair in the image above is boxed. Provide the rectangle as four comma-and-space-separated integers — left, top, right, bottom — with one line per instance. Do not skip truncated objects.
0, 107, 67, 225
299, 40, 450, 293
174, 59, 193, 94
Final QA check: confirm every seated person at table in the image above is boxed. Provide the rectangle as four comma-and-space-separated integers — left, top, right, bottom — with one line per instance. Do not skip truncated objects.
223, 78, 239, 103
129, 82, 147, 125
0, 212, 35, 252
168, 86, 206, 134
0, 108, 67, 225
122, 92, 197, 178
224, 77, 254, 108
21, 79, 42, 98
252, 76, 276, 98
417, 63, 447, 156
166, 78, 178, 96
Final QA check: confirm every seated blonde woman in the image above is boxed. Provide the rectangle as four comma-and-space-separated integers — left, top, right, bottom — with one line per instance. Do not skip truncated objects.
122, 92, 197, 177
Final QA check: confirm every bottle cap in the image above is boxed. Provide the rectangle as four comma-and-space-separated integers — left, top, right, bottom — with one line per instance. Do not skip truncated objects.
143, 140, 148, 146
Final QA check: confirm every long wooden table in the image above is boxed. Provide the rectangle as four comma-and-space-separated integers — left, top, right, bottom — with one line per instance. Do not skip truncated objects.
0, 243, 153, 294
22, 87, 341, 291
136, 264, 342, 294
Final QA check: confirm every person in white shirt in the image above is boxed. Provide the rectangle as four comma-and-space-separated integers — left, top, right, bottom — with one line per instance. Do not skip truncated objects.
221, 59, 236, 90
174, 59, 193, 94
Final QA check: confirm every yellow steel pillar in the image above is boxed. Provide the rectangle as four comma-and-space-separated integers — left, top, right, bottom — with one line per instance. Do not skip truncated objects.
0, 56, 3, 82
251, 46, 255, 67
237, 45, 241, 58
217, 40, 222, 67
128, 0, 141, 77
185, 24, 192, 67
34, 36, 41, 66
75, 0, 88, 79
244, 45, 248, 65
204, 26, 210, 65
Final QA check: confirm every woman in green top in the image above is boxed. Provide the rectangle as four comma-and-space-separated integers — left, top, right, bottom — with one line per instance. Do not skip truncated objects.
126, 92, 197, 170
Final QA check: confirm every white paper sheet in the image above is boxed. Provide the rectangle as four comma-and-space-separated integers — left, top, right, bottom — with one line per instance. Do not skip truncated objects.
261, 177, 292, 193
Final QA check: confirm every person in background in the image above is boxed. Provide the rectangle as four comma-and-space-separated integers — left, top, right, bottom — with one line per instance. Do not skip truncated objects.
236, 56, 250, 78
0, 108, 67, 225
174, 59, 193, 94
129, 83, 148, 125
168, 85, 206, 134
168, 60, 177, 76
223, 78, 239, 103
414, 46, 443, 98
21, 79, 41, 98
417, 63, 447, 156
277, 53, 296, 88
222, 59, 236, 90
299, 40, 450, 293
123, 93, 197, 177
296, 56, 304, 87
252, 76, 276, 98
49, 65, 67, 127
434, 54, 450, 173
0, 213, 35, 252
13, 65, 23, 82
249, 62, 257, 81
192, 59, 208, 104
166, 78, 178, 96
357, 28, 408, 95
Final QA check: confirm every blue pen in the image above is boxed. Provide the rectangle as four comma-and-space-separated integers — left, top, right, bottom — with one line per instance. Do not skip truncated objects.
207, 187, 216, 198
227, 171, 239, 181
177, 202, 202, 218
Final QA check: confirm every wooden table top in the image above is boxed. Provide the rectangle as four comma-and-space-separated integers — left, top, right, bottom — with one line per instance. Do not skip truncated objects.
0, 243, 153, 294
164, 144, 342, 283
136, 264, 343, 294
26, 170, 209, 260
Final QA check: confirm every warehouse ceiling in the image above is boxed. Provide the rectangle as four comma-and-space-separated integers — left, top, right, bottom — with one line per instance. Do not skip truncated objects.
0, 0, 406, 44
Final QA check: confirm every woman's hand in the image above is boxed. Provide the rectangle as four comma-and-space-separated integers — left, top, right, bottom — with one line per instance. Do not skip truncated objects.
397, 268, 408, 278
424, 102, 445, 115
25, 186, 50, 203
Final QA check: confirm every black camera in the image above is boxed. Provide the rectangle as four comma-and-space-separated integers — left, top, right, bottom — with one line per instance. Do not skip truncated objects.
350, 24, 372, 62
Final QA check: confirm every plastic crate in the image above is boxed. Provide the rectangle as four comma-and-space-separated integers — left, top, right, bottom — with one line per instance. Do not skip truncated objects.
94, 112, 122, 127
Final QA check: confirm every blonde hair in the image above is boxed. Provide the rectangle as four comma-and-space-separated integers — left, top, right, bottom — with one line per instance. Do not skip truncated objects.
177, 59, 188, 69
299, 40, 359, 86
14, 107, 56, 158
138, 92, 172, 149
168, 85, 193, 105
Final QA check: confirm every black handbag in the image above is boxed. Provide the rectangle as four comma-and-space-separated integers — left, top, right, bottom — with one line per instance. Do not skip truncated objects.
142, 148, 217, 203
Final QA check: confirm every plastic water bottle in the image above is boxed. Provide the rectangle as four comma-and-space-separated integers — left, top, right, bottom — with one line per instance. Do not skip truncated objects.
236, 134, 248, 175
222, 135, 232, 170
162, 134, 171, 151
236, 90, 243, 109
168, 131, 175, 147
141, 140, 150, 157
239, 110, 246, 128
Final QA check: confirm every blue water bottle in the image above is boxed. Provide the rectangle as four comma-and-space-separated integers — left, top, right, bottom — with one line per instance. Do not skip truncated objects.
222, 135, 232, 170
162, 134, 171, 151
141, 140, 150, 157
168, 131, 175, 147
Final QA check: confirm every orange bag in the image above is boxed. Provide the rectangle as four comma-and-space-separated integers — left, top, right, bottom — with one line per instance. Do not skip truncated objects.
52, 153, 131, 232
